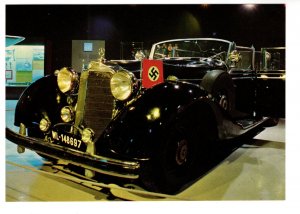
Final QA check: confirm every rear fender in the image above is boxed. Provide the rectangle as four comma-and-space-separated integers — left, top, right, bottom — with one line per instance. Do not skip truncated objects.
14, 75, 66, 127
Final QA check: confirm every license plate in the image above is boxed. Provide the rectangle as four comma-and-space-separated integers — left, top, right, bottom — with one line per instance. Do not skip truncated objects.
52, 131, 86, 151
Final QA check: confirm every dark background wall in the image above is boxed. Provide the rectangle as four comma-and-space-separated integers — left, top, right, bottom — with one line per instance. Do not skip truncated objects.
6, 4, 285, 75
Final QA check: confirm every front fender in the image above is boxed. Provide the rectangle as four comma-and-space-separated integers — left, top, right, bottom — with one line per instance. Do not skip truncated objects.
96, 81, 217, 160
14, 75, 65, 127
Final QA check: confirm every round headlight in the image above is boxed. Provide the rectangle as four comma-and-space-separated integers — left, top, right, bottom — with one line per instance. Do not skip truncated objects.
57, 67, 78, 93
61, 106, 74, 122
110, 71, 134, 101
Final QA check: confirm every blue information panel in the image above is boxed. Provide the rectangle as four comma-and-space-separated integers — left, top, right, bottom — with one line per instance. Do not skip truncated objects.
5, 45, 45, 86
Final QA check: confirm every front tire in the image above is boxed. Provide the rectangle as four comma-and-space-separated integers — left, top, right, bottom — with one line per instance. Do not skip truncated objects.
156, 126, 199, 194
141, 109, 218, 194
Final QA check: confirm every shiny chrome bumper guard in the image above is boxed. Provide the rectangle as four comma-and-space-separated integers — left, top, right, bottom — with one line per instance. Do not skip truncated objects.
6, 127, 140, 179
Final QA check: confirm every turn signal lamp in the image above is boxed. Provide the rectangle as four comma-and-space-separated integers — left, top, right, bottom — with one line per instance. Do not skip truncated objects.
61, 106, 74, 122
39, 118, 51, 132
82, 128, 95, 144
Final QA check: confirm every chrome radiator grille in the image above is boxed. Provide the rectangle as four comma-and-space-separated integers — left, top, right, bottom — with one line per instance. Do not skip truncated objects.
75, 69, 115, 140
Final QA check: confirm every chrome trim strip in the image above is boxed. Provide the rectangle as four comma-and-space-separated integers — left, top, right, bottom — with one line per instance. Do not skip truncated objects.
261, 47, 285, 50
74, 70, 89, 130
231, 77, 254, 80
258, 70, 286, 73
257, 77, 285, 80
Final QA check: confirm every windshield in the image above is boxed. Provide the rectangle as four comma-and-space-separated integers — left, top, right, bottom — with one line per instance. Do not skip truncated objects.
260, 47, 285, 71
151, 39, 231, 61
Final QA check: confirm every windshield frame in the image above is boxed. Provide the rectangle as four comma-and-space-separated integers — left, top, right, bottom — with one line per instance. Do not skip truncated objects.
149, 38, 234, 61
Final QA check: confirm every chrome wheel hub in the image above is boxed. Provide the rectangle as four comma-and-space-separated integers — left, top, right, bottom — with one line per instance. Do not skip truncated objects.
175, 139, 188, 166
219, 94, 228, 110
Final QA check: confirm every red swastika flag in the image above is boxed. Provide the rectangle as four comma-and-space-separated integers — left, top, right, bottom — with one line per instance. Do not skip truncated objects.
142, 59, 164, 89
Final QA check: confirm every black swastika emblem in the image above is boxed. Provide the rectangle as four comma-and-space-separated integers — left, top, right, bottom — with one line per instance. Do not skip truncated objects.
148, 66, 160, 82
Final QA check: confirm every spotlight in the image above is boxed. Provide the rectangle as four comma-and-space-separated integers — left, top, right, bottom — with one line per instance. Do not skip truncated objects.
243, 4, 256, 10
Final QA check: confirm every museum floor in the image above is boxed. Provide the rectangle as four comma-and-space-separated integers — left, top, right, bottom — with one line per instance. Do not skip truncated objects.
5, 100, 285, 201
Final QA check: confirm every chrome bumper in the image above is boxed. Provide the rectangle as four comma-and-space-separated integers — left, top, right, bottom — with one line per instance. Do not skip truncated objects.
6, 127, 140, 179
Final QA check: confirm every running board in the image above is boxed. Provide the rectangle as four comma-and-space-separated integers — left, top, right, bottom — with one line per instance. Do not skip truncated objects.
219, 117, 269, 140
235, 118, 261, 129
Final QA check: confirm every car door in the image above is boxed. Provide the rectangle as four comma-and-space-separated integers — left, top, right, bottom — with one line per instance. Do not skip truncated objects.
255, 47, 286, 118
228, 46, 257, 116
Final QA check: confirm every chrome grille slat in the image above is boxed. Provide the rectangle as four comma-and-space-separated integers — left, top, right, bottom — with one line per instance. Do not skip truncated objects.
84, 71, 114, 140
75, 69, 115, 140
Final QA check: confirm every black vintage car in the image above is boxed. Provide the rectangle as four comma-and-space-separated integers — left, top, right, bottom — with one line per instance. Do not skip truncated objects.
6, 38, 285, 194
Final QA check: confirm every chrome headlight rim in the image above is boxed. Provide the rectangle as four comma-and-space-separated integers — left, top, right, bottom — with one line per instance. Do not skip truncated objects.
57, 67, 79, 94
110, 70, 137, 101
